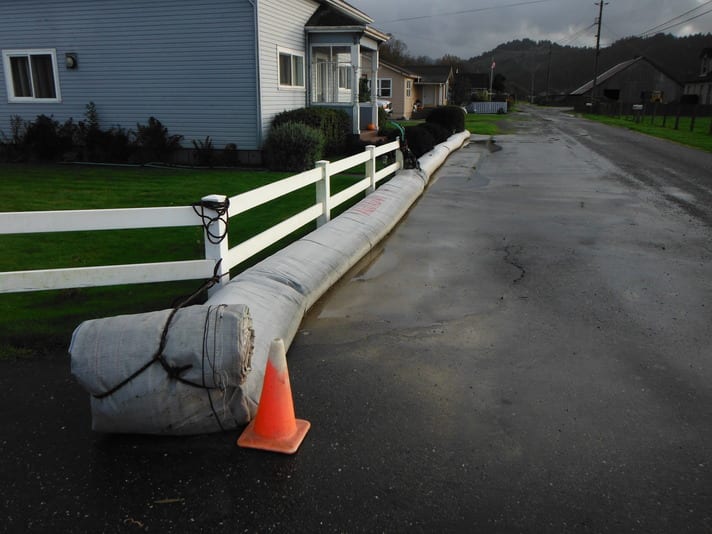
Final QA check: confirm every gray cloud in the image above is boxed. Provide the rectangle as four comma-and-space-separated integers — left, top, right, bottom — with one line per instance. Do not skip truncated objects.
349, 0, 712, 59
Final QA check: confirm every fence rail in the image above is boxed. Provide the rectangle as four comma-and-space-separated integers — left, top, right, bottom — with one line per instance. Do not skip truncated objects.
0, 140, 402, 294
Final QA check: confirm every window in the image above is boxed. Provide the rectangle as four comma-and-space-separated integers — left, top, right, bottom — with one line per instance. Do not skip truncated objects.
377, 78, 392, 98
338, 66, 352, 90
278, 48, 304, 88
311, 45, 352, 103
3, 49, 61, 102
406, 79, 412, 97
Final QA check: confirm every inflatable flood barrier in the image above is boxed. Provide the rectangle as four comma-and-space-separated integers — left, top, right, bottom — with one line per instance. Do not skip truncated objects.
69, 131, 471, 434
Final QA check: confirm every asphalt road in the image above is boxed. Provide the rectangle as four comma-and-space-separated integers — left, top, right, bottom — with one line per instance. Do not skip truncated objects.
2, 106, 711, 533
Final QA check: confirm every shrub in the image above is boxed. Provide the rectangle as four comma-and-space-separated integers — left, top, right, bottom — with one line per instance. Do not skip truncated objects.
222, 143, 239, 166
405, 125, 435, 158
263, 121, 324, 172
420, 122, 452, 144
73, 101, 132, 162
0, 115, 26, 162
87, 127, 133, 163
192, 136, 215, 167
426, 105, 466, 135
23, 115, 75, 161
134, 117, 183, 162
272, 107, 350, 155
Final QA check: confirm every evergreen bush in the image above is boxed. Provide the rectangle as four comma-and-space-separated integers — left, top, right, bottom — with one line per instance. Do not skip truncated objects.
272, 107, 350, 155
426, 105, 466, 134
23, 115, 75, 161
420, 122, 452, 144
405, 125, 435, 158
263, 121, 324, 172
134, 117, 183, 162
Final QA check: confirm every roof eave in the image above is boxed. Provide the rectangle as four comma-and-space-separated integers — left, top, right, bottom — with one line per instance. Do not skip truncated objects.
305, 23, 388, 43
320, 0, 373, 24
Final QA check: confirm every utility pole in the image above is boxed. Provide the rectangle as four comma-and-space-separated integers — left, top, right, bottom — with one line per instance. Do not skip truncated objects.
545, 42, 552, 104
591, 1, 608, 105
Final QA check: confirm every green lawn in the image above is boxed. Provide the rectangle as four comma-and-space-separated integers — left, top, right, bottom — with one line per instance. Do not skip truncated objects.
394, 107, 513, 136
0, 163, 368, 357
581, 113, 712, 152
464, 112, 507, 136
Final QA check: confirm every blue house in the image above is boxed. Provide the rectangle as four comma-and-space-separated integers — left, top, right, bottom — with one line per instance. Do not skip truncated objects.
0, 0, 388, 161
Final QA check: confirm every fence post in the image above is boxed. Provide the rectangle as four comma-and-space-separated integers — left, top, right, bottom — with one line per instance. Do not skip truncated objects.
200, 194, 229, 295
674, 105, 681, 130
366, 145, 377, 194
690, 106, 697, 132
316, 160, 331, 227
395, 137, 404, 170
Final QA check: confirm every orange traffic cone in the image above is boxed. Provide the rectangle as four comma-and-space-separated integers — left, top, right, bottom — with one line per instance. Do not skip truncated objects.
237, 338, 310, 454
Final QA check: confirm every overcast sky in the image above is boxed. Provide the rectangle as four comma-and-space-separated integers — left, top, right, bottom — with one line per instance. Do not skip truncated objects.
349, 0, 712, 59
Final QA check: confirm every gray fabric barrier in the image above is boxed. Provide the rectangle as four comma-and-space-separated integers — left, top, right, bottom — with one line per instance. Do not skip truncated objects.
205, 130, 471, 424
69, 130, 470, 434
70, 304, 254, 434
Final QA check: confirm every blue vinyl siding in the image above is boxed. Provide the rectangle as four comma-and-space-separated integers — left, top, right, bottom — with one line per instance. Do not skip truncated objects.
0, 0, 259, 149
257, 0, 318, 141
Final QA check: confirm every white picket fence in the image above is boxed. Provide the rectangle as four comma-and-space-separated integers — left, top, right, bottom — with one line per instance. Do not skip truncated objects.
0, 141, 402, 294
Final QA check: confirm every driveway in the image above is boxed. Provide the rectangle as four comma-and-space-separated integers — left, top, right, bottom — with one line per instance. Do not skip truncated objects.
1, 106, 711, 533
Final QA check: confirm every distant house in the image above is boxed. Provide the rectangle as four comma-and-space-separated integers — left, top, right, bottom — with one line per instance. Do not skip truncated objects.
374, 62, 454, 119
683, 47, 712, 105
460, 71, 492, 100
375, 61, 420, 119
0, 0, 388, 161
408, 65, 454, 108
570, 56, 682, 104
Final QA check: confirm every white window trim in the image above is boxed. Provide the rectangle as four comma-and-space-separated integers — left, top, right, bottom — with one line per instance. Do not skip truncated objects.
2, 48, 62, 103
378, 78, 392, 98
277, 46, 305, 90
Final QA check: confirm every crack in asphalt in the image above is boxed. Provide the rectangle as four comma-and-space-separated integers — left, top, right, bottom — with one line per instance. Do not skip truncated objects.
503, 245, 526, 284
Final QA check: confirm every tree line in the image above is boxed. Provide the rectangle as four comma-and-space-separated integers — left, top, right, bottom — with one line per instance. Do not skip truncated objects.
380, 33, 711, 102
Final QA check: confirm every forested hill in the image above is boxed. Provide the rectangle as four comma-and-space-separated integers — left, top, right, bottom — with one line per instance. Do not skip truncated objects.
462, 33, 711, 97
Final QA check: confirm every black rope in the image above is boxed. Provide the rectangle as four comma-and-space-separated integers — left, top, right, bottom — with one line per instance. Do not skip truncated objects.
202, 305, 226, 432
192, 197, 230, 244
93, 260, 227, 400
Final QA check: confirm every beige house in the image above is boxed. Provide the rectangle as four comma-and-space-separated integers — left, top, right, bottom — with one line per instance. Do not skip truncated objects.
376, 61, 420, 119
374, 62, 454, 119
408, 65, 454, 109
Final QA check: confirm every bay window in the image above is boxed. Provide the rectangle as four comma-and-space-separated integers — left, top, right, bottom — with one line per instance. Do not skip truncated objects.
311, 45, 353, 103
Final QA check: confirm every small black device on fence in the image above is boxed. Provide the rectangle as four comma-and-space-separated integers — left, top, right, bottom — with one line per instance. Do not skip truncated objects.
389, 121, 420, 170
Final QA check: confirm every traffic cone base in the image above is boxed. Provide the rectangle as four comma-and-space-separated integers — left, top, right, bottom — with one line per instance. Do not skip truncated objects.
238, 418, 310, 454
237, 338, 310, 454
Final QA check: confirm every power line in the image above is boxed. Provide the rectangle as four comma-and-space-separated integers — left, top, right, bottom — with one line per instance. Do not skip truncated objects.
559, 23, 597, 47
637, 0, 712, 37
380, 0, 553, 24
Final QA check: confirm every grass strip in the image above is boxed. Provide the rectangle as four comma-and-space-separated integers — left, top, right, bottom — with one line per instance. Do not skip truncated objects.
0, 163, 368, 356
581, 113, 712, 152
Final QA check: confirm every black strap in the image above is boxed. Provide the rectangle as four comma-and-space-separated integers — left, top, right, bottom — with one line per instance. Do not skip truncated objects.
93, 261, 226, 399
